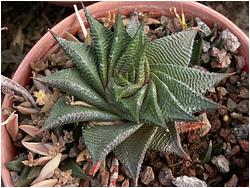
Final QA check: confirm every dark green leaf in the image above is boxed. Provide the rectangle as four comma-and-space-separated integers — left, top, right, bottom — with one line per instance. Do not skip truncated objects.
151, 63, 233, 95
150, 122, 189, 159
109, 14, 131, 78
83, 123, 143, 162
61, 159, 87, 179
190, 35, 203, 66
140, 80, 166, 127
154, 70, 219, 113
27, 166, 43, 180
147, 29, 197, 67
114, 125, 157, 186
6, 156, 27, 173
83, 7, 114, 86
15, 166, 33, 187
50, 33, 105, 96
152, 73, 196, 122
44, 97, 121, 129
37, 68, 110, 111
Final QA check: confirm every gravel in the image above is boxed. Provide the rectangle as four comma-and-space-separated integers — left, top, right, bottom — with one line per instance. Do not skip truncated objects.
227, 98, 237, 111
224, 174, 238, 187
231, 123, 249, 140
211, 155, 230, 173
139, 166, 155, 185
158, 168, 173, 186
236, 100, 249, 114
221, 29, 241, 53
172, 176, 207, 187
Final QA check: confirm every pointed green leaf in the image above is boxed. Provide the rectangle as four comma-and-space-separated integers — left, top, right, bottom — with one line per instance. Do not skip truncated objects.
115, 25, 145, 77
152, 63, 233, 94
61, 159, 87, 179
154, 70, 219, 113
15, 166, 33, 187
150, 122, 189, 159
140, 80, 166, 127
37, 68, 110, 111
113, 125, 157, 186
83, 123, 143, 162
109, 14, 131, 78
106, 79, 147, 122
51, 34, 105, 96
152, 73, 196, 121
83, 7, 113, 86
44, 98, 120, 129
27, 166, 43, 180
6, 156, 27, 173
190, 35, 203, 66
147, 29, 197, 67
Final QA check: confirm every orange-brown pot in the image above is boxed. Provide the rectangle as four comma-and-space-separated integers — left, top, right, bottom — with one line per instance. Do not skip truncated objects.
1, 1, 249, 186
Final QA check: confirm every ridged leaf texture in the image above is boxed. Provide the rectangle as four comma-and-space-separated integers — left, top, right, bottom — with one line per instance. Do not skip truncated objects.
42, 9, 230, 184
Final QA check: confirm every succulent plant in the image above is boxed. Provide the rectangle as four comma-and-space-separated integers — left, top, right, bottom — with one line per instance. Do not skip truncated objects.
37, 8, 231, 185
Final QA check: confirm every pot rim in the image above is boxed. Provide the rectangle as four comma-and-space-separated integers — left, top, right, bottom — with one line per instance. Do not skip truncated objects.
1, 1, 249, 187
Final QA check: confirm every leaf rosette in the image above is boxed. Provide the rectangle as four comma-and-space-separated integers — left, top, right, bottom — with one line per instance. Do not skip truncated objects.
38, 8, 231, 185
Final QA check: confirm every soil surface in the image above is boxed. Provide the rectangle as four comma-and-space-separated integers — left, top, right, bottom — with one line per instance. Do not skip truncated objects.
1, 1, 249, 187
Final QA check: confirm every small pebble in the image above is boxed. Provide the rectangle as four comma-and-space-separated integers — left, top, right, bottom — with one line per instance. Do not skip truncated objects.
236, 100, 248, 114
224, 174, 238, 187
230, 112, 243, 120
233, 158, 246, 169
230, 145, 240, 156
223, 114, 229, 122
235, 56, 246, 71
202, 52, 210, 64
239, 140, 249, 152
202, 41, 211, 52
219, 128, 230, 140
229, 75, 239, 84
211, 155, 230, 173
216, 86, 227, 98
158, 168, 173, 186
140, 166, 155, 185
227, 134, 237, 144
227, 98, 237, 111
231, 123, 249, 140
238, 87, 249, 99
172, 175, 207, 187
221, 29, 240, 53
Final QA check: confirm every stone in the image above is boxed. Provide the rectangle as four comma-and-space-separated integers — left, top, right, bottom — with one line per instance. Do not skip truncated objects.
227, 98, 237, 111
239, 140, 249, 152
221, 29, 240, 53
236, 100, 248, 114
229, 75, 239, 84
140, 166, 155, 185
235, 56, 246, 71
211, 155, 230, 173
202, 40, 211, 52
231, 123, 249, 140
230, 112, 243, 120
227, 134, 237, 144
158, 168, 173, 186
224, 174, 238, 187
219, 128, 230, 139
230, 145, 240, 156
238, 87, 249, 99
233, 158, 246, 169
217, 86, 227, 98
202, 52, 210, 64
172, 176, 207, 187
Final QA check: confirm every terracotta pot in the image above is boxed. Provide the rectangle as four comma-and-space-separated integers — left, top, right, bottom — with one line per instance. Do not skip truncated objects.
2, 1, 248, 186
